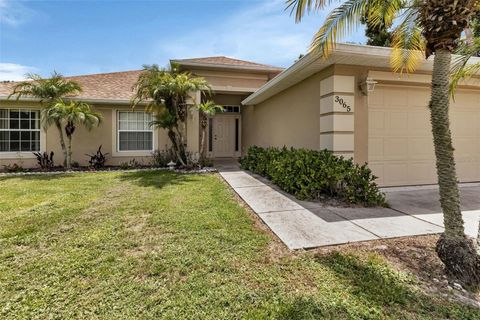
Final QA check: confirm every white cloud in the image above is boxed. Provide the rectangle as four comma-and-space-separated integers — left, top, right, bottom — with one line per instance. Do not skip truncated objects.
0, 63, 37, 81
154, 0, 366, 67
0, 0, 35, 27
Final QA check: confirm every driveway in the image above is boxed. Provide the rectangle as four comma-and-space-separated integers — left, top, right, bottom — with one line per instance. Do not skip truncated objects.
384, 184, 480, 239
216, 160, 480, 249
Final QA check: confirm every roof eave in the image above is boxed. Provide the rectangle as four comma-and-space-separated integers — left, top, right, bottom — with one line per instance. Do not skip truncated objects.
242, 43, 480, 105
170, 60, 284, 73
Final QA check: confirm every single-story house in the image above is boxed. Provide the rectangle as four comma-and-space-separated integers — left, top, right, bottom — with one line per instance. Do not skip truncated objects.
1, 44, 479, 187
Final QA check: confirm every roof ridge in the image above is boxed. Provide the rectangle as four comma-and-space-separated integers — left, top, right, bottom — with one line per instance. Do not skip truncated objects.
65, 69, 143, 79
173, 56, 282, 69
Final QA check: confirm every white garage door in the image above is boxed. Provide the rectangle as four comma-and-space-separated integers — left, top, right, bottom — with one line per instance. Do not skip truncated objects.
368, 85, 480, 187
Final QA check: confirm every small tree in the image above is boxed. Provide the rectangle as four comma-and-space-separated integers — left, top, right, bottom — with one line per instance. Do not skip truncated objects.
133, 64, 210, 165
197, 101, 223, 162
9, 72, 82, 166
55, 101, 102, 169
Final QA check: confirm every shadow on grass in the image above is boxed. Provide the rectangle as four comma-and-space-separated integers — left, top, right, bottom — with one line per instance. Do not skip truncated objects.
0, 173, 76, 182
317, 252, 414, 305
117, 170, 195, 189
273, 252, 479, 319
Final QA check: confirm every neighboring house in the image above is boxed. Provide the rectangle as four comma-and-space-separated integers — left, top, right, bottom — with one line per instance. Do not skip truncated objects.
1, 44, 480, 187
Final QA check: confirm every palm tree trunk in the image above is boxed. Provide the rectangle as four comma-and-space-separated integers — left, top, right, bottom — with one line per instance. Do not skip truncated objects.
66, 135, 73, 169
55, 121, 68, 167
199, 124, 207, 163
431, 49, 480, 290
167, 129, 185, 166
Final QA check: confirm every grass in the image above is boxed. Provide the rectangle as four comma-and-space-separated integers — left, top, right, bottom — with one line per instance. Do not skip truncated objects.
0, 171, 478, 319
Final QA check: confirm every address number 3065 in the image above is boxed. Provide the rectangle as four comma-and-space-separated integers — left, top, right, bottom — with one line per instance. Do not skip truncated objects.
334, 96, 352, 112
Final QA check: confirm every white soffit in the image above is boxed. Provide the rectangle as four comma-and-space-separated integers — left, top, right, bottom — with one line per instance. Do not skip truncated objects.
242, 43, 480, 105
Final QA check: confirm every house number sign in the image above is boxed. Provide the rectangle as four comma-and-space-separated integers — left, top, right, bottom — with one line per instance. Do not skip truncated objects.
335, 95, 352, 112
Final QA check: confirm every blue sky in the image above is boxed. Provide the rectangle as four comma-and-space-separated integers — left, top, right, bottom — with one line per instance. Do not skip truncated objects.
0, 0, 366, 80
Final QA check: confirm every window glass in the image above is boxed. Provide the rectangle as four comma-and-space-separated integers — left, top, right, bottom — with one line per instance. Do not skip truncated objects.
117, 111, 153, 151
0, 109, 41, 152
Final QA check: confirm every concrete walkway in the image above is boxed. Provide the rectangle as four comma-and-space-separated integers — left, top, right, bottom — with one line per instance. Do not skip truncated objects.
217, 162, 480, 250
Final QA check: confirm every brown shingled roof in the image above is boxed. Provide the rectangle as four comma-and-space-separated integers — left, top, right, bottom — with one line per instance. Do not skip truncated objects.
0, 56, 282, 102
0, 70, 143, 102
172, 56, 283, 71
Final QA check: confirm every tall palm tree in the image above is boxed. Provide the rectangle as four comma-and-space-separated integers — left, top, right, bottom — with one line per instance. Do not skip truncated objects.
132, 64, 210, 165
287, 0, 480, 289
8, 72, 82, 166
55, 101, 102, 169
197, 101, 223, 162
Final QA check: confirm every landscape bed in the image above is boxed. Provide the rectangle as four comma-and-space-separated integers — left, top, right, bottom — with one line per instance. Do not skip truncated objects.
0, 171, 478, 319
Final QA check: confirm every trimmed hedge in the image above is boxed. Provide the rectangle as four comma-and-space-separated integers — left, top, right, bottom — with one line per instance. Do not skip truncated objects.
240, 146, 386, 207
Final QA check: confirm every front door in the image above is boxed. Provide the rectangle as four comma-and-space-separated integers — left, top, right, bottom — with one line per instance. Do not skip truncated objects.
212, 115, 238, 158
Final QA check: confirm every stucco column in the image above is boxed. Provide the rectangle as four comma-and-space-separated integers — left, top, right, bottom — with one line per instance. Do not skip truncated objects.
319, 75, 355, 158
186, 90, 201, 156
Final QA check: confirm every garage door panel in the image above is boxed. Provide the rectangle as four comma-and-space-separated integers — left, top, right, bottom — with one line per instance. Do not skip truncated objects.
368, 86, 480, 186
456, 160, 480, 182
368, 137, 385, 160
408, 137, 434, 159
370, 161, 437, 186
408, 161, 437, 185
451, 112, 477, 135
451, 91, 480, 107
383, 138, 408, 160
386, 111, 408, 133
408, 111, 431, 135
369, 110, 385, 133
454, 138, 478, 158
369, 87, 385, 106
407, 88, 430, 106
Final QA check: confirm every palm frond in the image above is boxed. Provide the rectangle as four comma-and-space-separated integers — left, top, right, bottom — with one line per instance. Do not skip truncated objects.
310, 0, 367, 57
9, 72, 82, 102
198, 101, 224, 117
285, 0, 332, 22
366, 0, 405, 29
390, 8, 425, 73
450, 38, 480, 95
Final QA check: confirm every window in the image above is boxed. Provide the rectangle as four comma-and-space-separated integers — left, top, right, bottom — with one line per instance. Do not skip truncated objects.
0, 108, 41, 152
117, 111, 153, 151
235, 118, 239, 152
222, 105, 240, 113
208, 118, 213, 152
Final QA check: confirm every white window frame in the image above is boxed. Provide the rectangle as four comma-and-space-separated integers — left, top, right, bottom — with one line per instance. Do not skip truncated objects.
113, 110, 157, 156
0, 107, 46, 159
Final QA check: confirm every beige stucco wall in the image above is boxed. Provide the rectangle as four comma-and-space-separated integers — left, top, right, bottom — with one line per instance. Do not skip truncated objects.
242, 68, 333, 153
191, 69, 271, 91
0, 100, 170, 169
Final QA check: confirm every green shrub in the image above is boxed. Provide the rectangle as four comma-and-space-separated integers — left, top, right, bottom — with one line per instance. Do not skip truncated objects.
240, 146, 386, 207
3, 163, 26, 173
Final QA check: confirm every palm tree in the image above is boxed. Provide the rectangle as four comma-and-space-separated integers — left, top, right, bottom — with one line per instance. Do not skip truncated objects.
8, 72, 82, 166
132, 64, 210, 165
197, 101, 223, 162
287, 0, 480, 289
55, 101, 102, 169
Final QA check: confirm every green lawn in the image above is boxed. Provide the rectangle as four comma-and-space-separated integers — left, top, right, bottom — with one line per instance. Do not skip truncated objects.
0, 171, 478, 319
